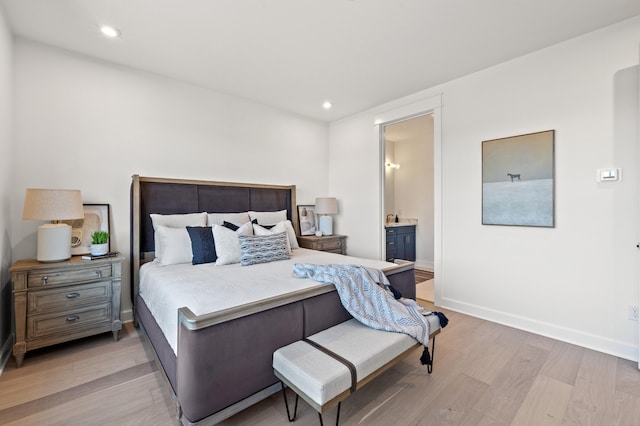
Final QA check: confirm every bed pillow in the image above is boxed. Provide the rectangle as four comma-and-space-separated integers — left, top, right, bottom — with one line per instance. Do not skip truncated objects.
186, 226, 217, 265
253, 220, 299, 250
207, 212, 251, 227
213, 223, 253, 265
150, 212, 207, 260
253, 222, 291, 254
238, 232, 290, 266
156, 225, 193, 266
248, 210, 287, 226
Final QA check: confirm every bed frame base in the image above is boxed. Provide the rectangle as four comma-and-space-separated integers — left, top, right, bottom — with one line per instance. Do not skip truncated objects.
180, 382, 283, 426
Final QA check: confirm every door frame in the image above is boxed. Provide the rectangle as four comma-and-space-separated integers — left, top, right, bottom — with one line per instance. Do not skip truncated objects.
374, 94, 443, 304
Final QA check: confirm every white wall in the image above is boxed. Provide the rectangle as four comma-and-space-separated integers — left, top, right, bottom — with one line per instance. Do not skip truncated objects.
0, 4, 13, 372
11, 39, 330, 321
330, 16, 640, 361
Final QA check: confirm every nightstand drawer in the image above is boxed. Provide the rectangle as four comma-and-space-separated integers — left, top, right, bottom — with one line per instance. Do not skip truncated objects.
27, 265, 112, 288
28, 281, 112, 315
27, 303, 112, 339
316, 239, 344, 251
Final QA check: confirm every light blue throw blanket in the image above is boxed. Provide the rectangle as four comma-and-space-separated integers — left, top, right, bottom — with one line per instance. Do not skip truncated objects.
292, 263, 430, 346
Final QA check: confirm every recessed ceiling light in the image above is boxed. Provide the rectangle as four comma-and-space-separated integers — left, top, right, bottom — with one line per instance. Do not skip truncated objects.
100, 25, 120, 38
322, 101, 332, 110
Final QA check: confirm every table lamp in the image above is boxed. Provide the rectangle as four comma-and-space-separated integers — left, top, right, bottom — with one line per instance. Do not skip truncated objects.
22, 188, 84, 262
315, 197, 337, 236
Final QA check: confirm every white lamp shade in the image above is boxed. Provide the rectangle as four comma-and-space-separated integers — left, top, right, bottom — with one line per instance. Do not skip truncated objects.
315, 197, 337, 215
22, 189, 84, 221
22, 188, 84, 262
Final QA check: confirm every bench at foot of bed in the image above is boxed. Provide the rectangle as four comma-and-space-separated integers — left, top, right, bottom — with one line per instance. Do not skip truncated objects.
272, 317, 440, 425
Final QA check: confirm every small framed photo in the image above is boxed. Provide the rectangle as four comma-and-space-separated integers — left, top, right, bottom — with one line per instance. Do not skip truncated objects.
297, 205, 316, 235
63, 204, 111, 255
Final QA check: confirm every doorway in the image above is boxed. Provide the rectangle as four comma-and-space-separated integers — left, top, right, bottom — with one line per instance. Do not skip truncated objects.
383, 115, 435, 301
374, 95, 442, 305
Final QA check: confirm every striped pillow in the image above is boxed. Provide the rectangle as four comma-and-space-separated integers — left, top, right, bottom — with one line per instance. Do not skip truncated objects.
238, 232, 290, 266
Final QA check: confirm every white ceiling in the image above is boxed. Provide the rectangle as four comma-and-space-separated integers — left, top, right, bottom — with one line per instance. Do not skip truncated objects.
2, 0, 640, 122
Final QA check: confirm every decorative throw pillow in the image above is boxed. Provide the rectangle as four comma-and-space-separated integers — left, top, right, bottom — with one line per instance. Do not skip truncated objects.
156, 225, 193, 266
253, 222, 291, 254
253, 221, 299, 251
238, 232, 290, 266
213, 223, 253, 265
150, 212, 207, 261
186, 226, 216, 265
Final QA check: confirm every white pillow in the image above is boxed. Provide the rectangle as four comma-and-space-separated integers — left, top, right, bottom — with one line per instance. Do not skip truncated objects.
253, 220, 299, 250
213, 223, 253, 265
253, 222, 292, 254
207, 212, 251, 227
282, 220, 299, 249
150, 212, 207, 260
155, 226, 193, 266
249, 210, 287, 225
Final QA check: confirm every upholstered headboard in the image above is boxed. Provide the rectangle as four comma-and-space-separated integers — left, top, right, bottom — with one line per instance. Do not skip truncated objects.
130, 175, 297, 302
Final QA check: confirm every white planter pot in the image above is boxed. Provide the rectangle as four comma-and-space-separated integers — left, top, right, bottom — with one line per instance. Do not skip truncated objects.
90, 243, 109, 256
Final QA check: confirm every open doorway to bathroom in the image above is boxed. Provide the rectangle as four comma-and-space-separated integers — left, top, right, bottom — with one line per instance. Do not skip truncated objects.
383, 114, 435, 302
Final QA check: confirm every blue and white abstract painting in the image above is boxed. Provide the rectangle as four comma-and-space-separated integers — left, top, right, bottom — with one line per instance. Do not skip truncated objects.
482, 130, 554, 227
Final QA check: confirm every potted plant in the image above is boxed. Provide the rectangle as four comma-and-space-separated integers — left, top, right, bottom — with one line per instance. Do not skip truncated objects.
90, 231, 109, 256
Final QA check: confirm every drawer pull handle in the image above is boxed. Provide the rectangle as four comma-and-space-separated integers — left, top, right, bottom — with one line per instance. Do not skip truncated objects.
66, 293, 80, 299
66, 315, 80, 322
95, 270, 102, 278
42, 276, 48, 284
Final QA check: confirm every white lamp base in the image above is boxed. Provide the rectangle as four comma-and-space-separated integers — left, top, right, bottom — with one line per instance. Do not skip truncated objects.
37, 223, 72, 262
319, 215, 333, 236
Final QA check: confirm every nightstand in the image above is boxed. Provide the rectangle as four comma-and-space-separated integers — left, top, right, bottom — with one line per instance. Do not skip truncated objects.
297, 235, 347, 255
10, 255, 124, 368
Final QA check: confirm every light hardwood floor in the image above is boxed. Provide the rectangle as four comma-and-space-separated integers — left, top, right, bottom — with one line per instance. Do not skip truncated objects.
1, 301, 639, 425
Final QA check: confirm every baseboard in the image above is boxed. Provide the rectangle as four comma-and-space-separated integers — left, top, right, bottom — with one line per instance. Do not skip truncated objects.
440, 297, 639, 363
414, 260, 434, 270
0, 333, 14, 375
121, 308, 134, 323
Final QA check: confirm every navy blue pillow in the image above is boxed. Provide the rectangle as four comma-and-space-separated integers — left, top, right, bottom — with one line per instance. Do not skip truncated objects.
222, 221, 240, 231
186, 226, 217, 265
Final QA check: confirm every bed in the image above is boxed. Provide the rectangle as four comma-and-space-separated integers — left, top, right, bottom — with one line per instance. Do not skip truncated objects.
130, 175, 417, 425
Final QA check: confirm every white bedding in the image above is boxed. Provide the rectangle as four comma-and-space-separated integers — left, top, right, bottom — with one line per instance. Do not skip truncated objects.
139, 248, 394, 354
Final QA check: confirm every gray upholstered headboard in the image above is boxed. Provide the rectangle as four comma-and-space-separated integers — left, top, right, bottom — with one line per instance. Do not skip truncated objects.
130, 175, 297, 304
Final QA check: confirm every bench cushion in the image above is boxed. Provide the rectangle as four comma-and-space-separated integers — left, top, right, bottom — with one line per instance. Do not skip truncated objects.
273, 317, 440, 406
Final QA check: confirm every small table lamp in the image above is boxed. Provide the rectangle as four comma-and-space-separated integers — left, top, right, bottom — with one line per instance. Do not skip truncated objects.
315, 197, 338, 236
22, 188, 84, 262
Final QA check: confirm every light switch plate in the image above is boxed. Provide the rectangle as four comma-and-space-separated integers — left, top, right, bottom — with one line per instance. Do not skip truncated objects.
597, 168, 621, 182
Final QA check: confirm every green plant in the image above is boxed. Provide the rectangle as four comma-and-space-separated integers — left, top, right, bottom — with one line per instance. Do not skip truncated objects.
91, 231, 109, 245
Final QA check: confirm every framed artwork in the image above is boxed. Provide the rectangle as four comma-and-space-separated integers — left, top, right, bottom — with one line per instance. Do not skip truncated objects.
297, 205, 316, 235
63, 204, 111, 255
482, 130, 555, 227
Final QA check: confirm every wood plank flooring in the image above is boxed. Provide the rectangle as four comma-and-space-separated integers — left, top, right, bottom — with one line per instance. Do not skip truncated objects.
1, 301, 638, 425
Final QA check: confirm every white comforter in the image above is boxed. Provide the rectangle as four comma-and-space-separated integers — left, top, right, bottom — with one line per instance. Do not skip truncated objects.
139, 248, 394, 353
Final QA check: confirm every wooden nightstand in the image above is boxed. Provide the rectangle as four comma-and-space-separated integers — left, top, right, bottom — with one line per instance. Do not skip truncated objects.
10, 255, 124, 368
297, 235, 347, 255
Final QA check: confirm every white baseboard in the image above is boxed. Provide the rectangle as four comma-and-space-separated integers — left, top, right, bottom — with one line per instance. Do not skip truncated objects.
440, 297, 639, 363
0, 333, 14, 375
414, 260, 434, 270
121, 308, 134, 323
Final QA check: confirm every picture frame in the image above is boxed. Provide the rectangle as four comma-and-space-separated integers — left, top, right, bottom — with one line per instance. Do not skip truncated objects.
482, 130, 555, 227
297, 205, 316, 235
63, 204, 111, 255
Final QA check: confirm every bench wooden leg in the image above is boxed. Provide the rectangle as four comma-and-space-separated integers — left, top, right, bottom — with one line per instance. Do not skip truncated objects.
281, 382, 299, 422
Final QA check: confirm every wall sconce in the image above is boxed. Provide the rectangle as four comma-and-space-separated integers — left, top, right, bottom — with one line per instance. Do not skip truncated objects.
386, 162, 400, 169
315, 197, 338, 236
22, 188, 84, 262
